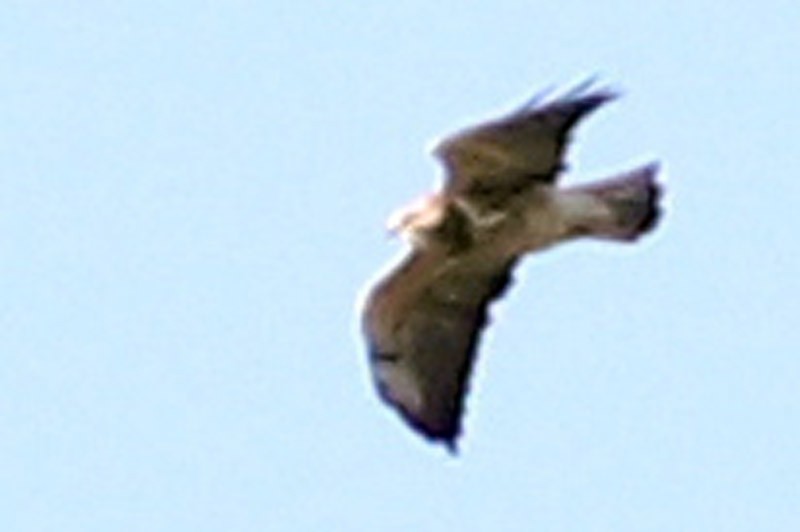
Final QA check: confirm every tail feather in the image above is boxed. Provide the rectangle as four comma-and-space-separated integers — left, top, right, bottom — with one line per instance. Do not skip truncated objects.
568, 163, 663, 241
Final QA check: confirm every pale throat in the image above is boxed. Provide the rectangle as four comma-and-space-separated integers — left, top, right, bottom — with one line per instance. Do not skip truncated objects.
387, 193, 447, 237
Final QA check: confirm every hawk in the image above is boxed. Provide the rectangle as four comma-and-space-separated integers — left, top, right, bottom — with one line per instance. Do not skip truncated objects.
360, 83, 663, 451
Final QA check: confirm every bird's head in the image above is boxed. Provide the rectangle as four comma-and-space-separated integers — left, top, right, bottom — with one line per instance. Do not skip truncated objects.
387, 193, 447, 246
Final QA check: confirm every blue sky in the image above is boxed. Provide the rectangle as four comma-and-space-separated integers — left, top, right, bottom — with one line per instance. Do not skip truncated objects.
1, 2, 798, 530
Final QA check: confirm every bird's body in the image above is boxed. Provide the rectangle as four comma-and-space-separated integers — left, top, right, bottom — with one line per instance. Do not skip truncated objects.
360, 84, 663, 451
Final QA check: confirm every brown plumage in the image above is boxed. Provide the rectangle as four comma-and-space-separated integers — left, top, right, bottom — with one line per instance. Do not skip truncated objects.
361, 83, 663, 451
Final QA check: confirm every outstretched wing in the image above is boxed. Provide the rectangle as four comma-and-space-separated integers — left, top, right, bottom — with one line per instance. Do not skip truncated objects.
362, 249, 516, 450
433, 84, 616, 197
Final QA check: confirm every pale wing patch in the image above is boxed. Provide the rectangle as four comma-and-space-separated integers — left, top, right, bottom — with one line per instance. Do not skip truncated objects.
374, 358, 424, 414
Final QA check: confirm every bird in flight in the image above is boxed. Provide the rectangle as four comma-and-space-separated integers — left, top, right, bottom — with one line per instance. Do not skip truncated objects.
360, 83, 663, 452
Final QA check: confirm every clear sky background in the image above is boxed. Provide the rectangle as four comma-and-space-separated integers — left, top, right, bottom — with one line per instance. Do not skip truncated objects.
1, 2, 798, 531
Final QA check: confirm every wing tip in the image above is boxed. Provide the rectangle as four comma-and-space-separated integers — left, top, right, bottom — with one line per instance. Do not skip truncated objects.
430, 78, 620, 168
366, 343, 467, 453
404, 413, 461, 456
520, 78, 620, 118
444, 437, 460, 455
564, 75, 621, 100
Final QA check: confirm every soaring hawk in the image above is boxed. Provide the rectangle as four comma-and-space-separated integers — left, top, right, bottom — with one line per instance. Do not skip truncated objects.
360, 83, 663, 451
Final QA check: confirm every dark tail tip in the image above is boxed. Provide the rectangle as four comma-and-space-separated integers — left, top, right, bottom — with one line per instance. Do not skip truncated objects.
635, 168, 663, 236
578, 162, 664, 242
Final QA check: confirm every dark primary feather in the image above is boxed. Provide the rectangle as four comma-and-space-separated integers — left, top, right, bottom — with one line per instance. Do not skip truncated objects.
434, 85, 617, 197
363, 250, 516, 450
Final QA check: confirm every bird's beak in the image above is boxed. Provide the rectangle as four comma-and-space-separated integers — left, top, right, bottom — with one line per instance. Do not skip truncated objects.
385, 209, 406, 238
